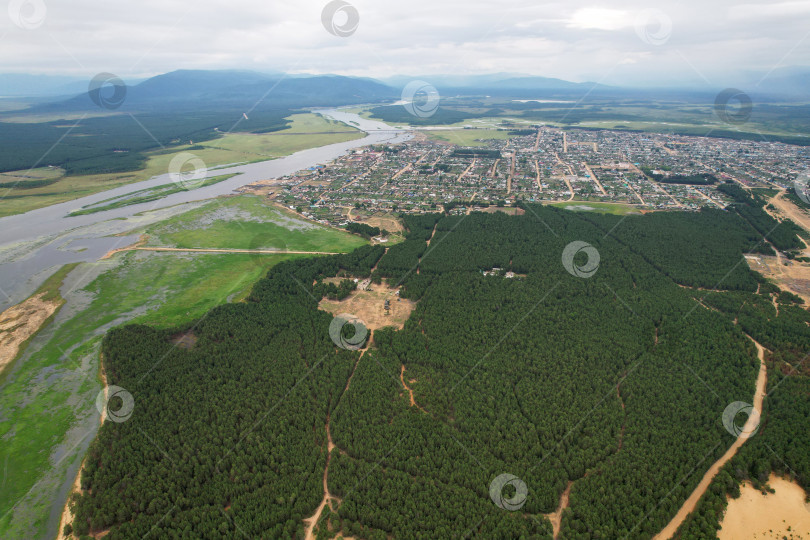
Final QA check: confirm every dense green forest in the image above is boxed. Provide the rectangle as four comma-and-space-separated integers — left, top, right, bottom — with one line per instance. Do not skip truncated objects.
0, 110, 292, 175
345, 222, 381, 239
674, 286, 810, 539
640, 168, 718, 186
66, 204, 809, 539
717, 183, 804, 252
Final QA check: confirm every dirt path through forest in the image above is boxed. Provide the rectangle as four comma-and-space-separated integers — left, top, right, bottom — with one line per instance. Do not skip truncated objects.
303, 348, 369, 540
544, 481, 573, 539
400, 364, 417, 407
653, 336, 767, 539
303, 417, 339, 540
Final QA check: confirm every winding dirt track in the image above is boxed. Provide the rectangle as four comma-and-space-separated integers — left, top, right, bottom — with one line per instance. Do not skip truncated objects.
545, 481, 573, 539
400, 364, 417, 407
653, 336, 768, 540
302, 349, 366, 540
302, 419, 338, 540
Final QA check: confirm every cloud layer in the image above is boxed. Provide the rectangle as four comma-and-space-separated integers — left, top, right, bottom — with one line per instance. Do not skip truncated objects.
2, 0, 808, 87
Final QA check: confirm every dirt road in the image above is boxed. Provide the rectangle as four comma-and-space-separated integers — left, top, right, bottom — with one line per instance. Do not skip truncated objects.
582, 162, 607, 195
653, 336, 768, 539
544, 481, 573, 539
534, 160, 542, 192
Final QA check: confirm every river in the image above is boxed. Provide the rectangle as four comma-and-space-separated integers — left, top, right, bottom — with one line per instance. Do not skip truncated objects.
0, 108, 410, 310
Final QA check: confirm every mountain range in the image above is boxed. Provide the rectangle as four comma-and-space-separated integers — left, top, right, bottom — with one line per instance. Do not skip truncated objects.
1, 67, 808, 111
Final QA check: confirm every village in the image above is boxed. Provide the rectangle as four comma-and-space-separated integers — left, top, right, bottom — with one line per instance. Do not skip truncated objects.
241, 125, 810, 227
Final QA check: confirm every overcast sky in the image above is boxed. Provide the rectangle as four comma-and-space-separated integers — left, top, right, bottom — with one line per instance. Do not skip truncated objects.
2, 0, 809, 87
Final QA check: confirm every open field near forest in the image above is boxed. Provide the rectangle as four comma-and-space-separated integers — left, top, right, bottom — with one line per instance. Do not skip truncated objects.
423, 128, 513, 146
369, 97, 810, 144
0, 194, 368, 539
0, 113, 362, 217
143, 196, 367, 252
550, 200, 645, 215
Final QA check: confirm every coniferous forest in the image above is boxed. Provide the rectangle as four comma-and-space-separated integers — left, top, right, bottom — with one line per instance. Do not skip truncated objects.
66, 205, 810, 539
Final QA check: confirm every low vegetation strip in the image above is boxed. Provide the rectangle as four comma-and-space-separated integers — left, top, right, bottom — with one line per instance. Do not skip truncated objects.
67, 174, 237, 216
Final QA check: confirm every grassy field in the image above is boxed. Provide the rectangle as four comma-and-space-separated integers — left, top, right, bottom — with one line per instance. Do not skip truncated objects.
549, 200, 644, 215
0, 113, 362, 217
423, 128, 513, 146
144, 196, 367, 252
0, 197, 367, 539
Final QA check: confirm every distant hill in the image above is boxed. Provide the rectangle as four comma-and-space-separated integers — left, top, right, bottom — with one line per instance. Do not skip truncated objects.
0, 74, 90, 97
35, 70, 398, 112
379, 73, 613, 100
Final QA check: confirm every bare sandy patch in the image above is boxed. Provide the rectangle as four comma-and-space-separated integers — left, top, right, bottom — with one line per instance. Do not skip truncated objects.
746, 255, 810, 306
319, 283, 416, 332
363, 214, 404, 234
769, 191, 810, 240
0, 293, 62, 373
719, 475, 810, 539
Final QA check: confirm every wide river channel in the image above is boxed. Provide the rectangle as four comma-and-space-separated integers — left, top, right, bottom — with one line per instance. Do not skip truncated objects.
0, 108, 410, 310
